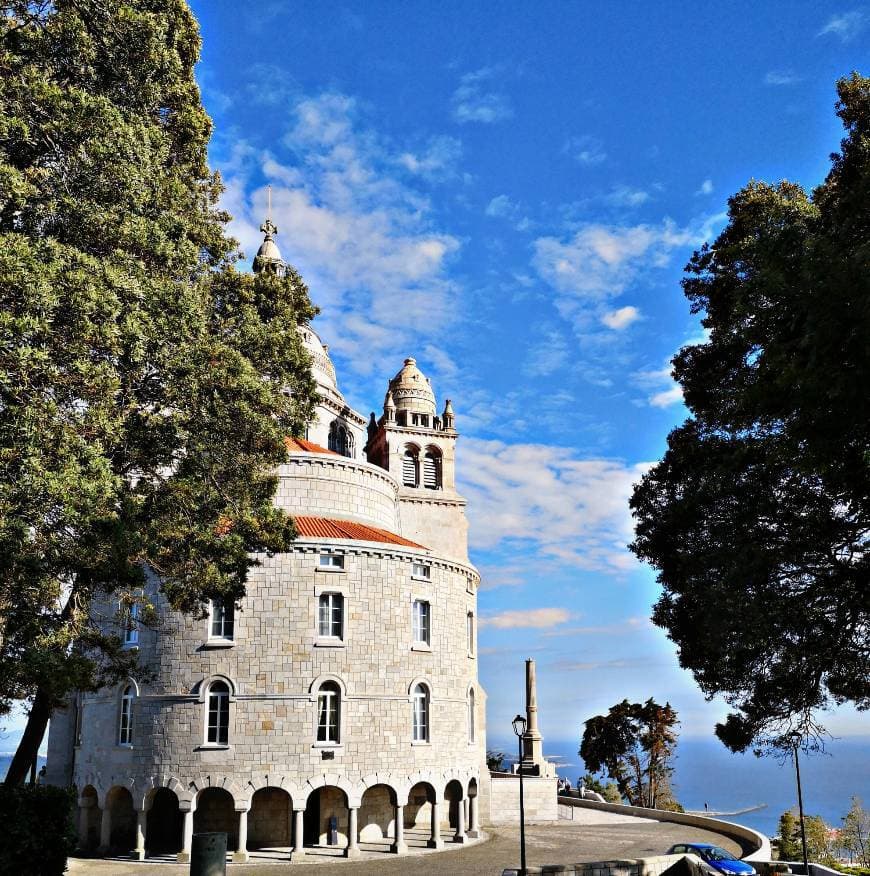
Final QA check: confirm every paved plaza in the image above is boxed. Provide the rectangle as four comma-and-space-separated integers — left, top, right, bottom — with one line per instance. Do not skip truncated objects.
67, 811, 747, 876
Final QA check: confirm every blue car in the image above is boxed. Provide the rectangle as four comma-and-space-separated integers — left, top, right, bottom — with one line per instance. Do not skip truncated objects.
666, 843, 757, 876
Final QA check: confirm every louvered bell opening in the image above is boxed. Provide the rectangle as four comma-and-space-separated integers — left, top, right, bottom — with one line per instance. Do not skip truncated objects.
423, 453, 440, 489
403, 453, 418, 487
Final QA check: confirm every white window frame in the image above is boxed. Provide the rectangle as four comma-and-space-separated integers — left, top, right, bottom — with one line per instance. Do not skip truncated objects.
121, 598, 139, 648
118, 684, 134, 746
412, 683, 430, 743
208, 599, 235, 642
205, 680, 230, 747
412, 599, 431, 647
411, 561, 431, 581
318, 592, 344, 640
316, 682, 341, 745
318, 552, 344, 571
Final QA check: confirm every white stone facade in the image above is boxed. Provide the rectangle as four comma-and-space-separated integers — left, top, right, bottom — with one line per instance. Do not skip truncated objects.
45, 228, 487, 862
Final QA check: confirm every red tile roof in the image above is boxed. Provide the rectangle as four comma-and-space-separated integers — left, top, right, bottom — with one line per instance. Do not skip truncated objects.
293, 515, 426, 549
284, 436, 339, 455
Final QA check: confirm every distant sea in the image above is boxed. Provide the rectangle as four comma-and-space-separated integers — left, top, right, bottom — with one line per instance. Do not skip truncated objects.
0, 754, 46, 781
490, 736, 870, 838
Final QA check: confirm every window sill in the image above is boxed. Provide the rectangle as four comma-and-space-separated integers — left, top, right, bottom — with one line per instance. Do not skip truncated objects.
467, 652, 476, 659
411, 740, 431, 747
121, 643, 139, 651
315, 566, 345, 574
196, 744, 231, 751
411, 643, 432, 652
117, 743, 134, 750
201, 639, 235, 649
314, 638, 346, 648
312, 742, 344, 752
411, 575, 431, 583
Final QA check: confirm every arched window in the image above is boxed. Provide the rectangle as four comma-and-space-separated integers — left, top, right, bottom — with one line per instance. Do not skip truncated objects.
468, 688, 476, 743
206, 680, 230, 746
402, 446, 419, 487
467, 611, 475, 655
119, 684, 135, 745
423, 447, 442, 489
412, 682, 430, 742
328, 421, 354, 458
317, 681, 341, 743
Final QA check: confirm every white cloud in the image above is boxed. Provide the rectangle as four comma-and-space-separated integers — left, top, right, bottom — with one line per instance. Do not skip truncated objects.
543, 617, 649, 637
695, 179, 713, 196
764, 70, 802, 87
523, 328, 569, 376
649, 384, 684, 408
452, 68, 513, 124
818, 11, 865, 41
601, 305, 641, 330
216, 92, 462, 378
459, 438, 651, 571
397, 135, 462, 179
485, 194, 517, 217
563, 135, 607, 166
605, 186, 651, 207
481, 607, 572, 629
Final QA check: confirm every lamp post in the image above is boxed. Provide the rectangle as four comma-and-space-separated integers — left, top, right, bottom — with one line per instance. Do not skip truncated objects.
512, 714, 527, 876
790, 733, 809, 875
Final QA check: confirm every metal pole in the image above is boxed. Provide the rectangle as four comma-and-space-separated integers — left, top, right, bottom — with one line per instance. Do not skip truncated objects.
518, 733, 526, 876
793, 742, 809, 874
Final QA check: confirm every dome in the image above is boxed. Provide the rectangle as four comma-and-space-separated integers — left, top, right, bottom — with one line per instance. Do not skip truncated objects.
252, 217, 285, 274
387, 357, 436, 416
255, 236, 283, 263
298, 324, 339, 396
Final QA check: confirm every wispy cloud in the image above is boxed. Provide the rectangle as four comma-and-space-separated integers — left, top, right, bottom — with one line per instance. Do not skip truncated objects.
459, 438, 651, 571
481, 607, 572, 629
764, 70, 803, 87
523, 325, 570, 376
563, 135, 607, 166
543, 617, 650, 638
604, 186, 651, 207
216, 92, 462, 379
818, 11, 865, 42
695, 179, 713, 196
551, 657, 655, 672
452, 68, 513, 124
397, 135, 462, 179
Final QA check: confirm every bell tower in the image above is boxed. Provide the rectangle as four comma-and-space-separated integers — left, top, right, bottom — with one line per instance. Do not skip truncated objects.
366, 358, 468, 564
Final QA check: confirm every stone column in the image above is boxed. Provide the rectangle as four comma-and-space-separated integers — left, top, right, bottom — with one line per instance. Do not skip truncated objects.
428, 800, 443, 849
391, 804, 407, 854
345, 807, 360, 858
453, 798, 466, 843
522, 657, 545, 770
233, 806, 250, 863
177, 802, 195, 864
133, 807, 147, 860
98, 805, 112, 855
292, 808, 306, 858
468, 794, 480, 838
77, 798, 94, 851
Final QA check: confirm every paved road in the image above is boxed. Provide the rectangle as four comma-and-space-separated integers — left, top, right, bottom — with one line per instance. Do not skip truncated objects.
67, 815, 746, 876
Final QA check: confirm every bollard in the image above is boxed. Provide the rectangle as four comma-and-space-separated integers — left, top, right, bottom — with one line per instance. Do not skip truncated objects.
190, 832, 227, 876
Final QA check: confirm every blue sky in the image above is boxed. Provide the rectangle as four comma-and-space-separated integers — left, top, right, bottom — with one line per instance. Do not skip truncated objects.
184, 1, 870, 749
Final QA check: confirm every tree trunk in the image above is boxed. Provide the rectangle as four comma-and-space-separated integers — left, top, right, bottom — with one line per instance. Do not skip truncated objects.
4, 687, 52, 786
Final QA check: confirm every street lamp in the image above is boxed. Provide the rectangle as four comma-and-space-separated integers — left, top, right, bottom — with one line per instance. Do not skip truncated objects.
512, 714, 527, 876
790, 733, 809, 875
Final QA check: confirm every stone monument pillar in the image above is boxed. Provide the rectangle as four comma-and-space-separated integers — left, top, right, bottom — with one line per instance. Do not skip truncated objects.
520, 658, 555, 777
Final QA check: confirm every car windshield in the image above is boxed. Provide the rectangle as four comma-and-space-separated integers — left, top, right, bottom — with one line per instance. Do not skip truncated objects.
701, 847, 738, 862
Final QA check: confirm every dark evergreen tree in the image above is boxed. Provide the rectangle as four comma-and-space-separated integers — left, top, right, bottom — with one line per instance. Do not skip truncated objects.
0, 0, 318, 783
630, 74, 870, 752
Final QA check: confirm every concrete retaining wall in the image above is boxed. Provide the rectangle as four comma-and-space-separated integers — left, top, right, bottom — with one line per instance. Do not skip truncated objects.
502, 851, 718, 876
489, 773, 558, 824
558, 795, 771, 861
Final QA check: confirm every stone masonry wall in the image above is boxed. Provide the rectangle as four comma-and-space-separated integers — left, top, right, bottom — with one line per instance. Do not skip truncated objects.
488, 774, 559, 824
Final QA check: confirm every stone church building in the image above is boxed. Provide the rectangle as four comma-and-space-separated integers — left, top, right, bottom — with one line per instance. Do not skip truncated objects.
45, 216, 487, 862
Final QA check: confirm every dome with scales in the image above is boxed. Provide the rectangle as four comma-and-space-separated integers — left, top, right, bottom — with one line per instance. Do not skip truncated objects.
386, 357, 436, 416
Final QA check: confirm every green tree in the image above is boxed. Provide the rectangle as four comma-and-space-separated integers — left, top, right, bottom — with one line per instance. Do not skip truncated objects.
777, 809, 801, 861
0, 1, 317, 783
486, 750, 506, 772
842, 797, 870, 866
629, 73, 870, 752
581, 773, 623, 804
579, 699, 679, 808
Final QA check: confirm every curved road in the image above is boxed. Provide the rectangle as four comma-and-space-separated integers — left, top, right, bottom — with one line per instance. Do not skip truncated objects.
68, 812, 747, 876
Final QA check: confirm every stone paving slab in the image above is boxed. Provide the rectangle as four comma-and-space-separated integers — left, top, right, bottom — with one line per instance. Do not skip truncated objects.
66, 818, 745, 876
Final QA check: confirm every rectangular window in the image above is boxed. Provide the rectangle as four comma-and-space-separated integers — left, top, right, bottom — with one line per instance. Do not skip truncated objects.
411, 562, 430, 581
318, 592, 344, 639
413, 689, 429, 742
412, 599, 431, 646
318, 553, 344, 570
317, 689, 339, 743
210, 600, 235, 640
122, 600, 140, 647
207, 690, 229, 745
467, 612, 475, 655
402, 454, 417, 487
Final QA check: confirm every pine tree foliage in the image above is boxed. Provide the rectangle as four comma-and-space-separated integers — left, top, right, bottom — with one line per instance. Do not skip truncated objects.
630, 74, 870, 752
0, 0, 318, 782
579, 698, 680, 809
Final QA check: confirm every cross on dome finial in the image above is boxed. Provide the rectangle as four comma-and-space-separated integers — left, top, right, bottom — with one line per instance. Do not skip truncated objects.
260, 185, 278, 238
